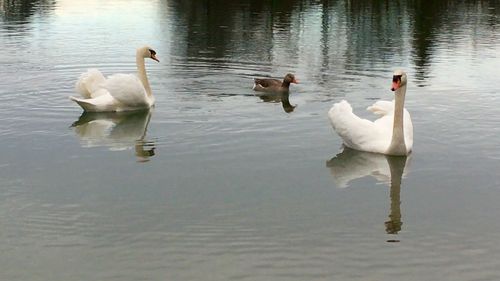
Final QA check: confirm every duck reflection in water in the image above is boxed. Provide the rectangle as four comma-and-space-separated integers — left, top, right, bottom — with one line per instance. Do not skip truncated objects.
71, 109, 155, 162
255, 91, 296, 113
326, 147, 410, 240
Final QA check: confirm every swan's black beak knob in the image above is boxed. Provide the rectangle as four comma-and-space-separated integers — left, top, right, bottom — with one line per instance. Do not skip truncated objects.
391, 75, 401, 91
149, 49, 159, 62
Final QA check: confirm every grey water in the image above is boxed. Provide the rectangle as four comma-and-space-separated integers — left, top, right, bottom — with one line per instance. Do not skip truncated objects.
1, 0, 500, 280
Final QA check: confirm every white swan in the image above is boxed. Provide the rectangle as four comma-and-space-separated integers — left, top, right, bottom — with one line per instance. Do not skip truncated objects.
70, 46, 159, 112
328, 70, 413, 156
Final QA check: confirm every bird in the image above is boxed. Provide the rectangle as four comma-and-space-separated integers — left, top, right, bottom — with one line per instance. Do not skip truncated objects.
70, 46, 159, 112
253, 73, 298, 93
328, 70, 413, 156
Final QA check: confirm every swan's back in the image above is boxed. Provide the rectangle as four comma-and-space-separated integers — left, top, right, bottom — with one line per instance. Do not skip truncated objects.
329, 100, 388, 153
104, 74, 151, 108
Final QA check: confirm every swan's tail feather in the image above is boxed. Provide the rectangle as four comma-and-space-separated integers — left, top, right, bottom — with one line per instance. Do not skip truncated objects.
70, 96, 100, 112
329, 100, 352, 116
329, 100, 380, 151
75, 69, 106, 99
70, 94, 120, 112
328, 100, 353, 131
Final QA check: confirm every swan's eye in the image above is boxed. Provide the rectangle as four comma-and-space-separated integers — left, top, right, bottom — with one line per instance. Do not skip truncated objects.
392, 75, 402, 83
149, 49, 156, 55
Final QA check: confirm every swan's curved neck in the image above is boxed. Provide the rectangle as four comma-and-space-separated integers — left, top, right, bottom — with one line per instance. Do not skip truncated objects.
387, 84, 407, 155
136, 52, 152, 97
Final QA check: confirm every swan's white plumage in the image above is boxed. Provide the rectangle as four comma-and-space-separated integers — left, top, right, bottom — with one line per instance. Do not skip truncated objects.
70, 46, 157, 112
70, 94, 117, 112
328, 99, 413, 155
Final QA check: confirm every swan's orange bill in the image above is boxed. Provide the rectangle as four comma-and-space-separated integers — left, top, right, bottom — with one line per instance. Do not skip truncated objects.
151, 54, 160, 62
293, 79, 299, 84
391, 81, 400, 91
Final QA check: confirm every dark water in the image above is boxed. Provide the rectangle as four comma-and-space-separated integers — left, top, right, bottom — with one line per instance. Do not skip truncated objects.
1, 0, 500, 280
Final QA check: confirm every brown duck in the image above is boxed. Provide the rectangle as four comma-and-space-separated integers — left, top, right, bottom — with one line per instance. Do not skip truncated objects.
253, 73, 298, 92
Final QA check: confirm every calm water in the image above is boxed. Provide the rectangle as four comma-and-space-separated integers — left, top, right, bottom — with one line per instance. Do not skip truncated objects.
1, 0, 500, 280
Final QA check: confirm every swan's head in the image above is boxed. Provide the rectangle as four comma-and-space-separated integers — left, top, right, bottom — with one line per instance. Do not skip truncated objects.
138, 46, 159, 62
284, 73, 299, 84
391, 70, 407, 91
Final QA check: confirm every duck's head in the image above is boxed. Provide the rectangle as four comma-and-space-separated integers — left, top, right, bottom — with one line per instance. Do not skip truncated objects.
284, 73, 299, 84
138, 46, 159, 62
391, 70, 407, 91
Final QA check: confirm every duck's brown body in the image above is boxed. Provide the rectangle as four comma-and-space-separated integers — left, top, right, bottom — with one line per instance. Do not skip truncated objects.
253, 73, 298, 93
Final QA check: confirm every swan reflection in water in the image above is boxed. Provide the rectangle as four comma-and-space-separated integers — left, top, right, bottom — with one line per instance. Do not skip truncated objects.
326, 147, 410, 239
71, 109, 155, 162
255, 91, 296, 113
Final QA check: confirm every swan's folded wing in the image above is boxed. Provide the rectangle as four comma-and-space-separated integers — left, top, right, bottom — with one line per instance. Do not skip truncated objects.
75, 69, 106, 98
328, 100, 384, 152
367, 100, 394, 116
104, 74, 149, 107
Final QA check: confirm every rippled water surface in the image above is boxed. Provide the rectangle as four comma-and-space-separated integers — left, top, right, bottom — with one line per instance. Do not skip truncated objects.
1, 0, 500, 280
